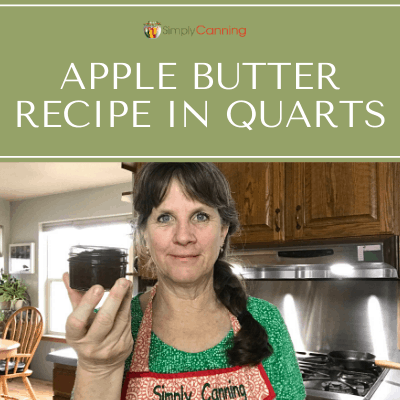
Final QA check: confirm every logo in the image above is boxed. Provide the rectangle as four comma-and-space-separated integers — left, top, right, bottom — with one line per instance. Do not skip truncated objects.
161, 25, 246, 38
144, 21, 162, 39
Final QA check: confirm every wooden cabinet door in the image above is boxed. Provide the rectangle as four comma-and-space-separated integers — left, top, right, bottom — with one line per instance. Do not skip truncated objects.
53, 364, 76, 399
288, 163, 394, 240
214, 163, 285, 245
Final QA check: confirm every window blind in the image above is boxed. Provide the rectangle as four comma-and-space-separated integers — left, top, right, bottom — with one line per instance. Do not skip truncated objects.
41, 214, 132, 232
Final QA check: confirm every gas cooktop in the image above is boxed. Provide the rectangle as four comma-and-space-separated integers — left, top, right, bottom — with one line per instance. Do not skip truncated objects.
296, 351, 389, 400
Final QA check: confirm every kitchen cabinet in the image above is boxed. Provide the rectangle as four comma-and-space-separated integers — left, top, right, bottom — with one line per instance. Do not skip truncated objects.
214, 163, 285, 244
214, 162, 399, 245
285, 162, 395, 241
46, 348, 77, 400
52, 364, 76, 400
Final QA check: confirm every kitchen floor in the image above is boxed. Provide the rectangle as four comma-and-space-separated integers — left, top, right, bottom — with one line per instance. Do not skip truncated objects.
5, 378, 53, 400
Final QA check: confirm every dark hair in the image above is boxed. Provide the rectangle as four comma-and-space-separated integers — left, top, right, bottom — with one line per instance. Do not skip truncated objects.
132, 162, 273, 366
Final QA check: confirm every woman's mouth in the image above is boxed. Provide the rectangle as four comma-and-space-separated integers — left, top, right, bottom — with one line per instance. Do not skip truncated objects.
170, 254, 199, 261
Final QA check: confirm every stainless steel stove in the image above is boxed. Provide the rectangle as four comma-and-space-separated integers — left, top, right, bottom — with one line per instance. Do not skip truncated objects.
297, 351, 389, 400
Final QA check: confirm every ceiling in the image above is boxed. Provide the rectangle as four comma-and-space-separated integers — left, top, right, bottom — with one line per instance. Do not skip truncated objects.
0, 163, 132, 201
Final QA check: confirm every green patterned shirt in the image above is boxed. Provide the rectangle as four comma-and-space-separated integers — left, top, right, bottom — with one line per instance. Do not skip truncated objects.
123, 294, 306, 400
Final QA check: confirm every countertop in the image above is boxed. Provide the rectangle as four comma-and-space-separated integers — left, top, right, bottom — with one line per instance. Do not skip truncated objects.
46, 347, 78, 367
370, 349, 400, 400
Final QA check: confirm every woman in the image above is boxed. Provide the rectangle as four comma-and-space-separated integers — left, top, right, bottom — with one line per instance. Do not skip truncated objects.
64, 162, 306, 400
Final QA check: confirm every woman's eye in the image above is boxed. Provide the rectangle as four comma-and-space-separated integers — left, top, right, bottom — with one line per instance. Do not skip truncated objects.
195, 212, 209, 222
157, 214, 171, 223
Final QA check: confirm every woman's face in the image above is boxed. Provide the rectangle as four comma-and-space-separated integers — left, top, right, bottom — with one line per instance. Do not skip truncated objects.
143, 180, 229, 285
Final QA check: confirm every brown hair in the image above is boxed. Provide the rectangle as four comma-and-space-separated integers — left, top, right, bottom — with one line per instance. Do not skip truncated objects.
132, 162, 273, 366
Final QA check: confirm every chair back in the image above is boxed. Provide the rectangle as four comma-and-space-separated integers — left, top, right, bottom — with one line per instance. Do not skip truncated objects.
2, 307, 43, 370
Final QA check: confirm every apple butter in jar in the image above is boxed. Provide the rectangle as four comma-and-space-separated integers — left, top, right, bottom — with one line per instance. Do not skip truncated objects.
68, 245, 128, 291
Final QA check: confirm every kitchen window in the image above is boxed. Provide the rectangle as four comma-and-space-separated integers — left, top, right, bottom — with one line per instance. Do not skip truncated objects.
41, 215, 132, 336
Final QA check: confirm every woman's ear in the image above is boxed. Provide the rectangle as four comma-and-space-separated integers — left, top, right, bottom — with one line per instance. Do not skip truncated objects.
220, 225, 229, 245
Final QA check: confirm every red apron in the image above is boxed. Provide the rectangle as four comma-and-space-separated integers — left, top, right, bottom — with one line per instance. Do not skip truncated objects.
121, 285, 276, 400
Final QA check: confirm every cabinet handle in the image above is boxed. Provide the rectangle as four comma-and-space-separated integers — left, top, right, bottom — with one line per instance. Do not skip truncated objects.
275, 208, 281, 232
296, 205, 302, 230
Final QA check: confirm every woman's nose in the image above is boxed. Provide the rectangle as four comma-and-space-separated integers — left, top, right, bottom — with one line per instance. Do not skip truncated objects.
173, 221, 196, 245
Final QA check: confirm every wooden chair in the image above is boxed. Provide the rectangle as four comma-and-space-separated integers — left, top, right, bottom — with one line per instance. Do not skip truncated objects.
0, 307, 43, 400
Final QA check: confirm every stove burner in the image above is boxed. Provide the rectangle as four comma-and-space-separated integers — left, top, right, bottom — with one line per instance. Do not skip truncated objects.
297, 351, 386, 397
322, 381, 354, 394
341, 372, 374, 383
321, 380, 367, 396
297, 352, 330, 365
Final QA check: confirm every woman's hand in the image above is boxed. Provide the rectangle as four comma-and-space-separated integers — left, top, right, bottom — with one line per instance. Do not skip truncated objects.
63, 272, 134, 374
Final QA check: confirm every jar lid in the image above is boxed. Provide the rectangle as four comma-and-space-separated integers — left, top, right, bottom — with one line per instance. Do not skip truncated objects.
69, 245, 128, 265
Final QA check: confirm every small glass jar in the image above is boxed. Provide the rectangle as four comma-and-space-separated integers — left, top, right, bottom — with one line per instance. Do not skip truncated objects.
68, 245, 128, 291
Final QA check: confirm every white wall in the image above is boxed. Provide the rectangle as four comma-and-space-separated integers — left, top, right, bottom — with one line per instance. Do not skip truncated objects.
0, 198, 10, 272
9, 182, 133, 381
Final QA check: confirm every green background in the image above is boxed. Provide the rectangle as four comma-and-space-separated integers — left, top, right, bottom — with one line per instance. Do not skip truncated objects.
0, 3, 399, 160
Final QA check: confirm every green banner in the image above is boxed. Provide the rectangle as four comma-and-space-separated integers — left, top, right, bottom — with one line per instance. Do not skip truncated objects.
1, 3, 399, 159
